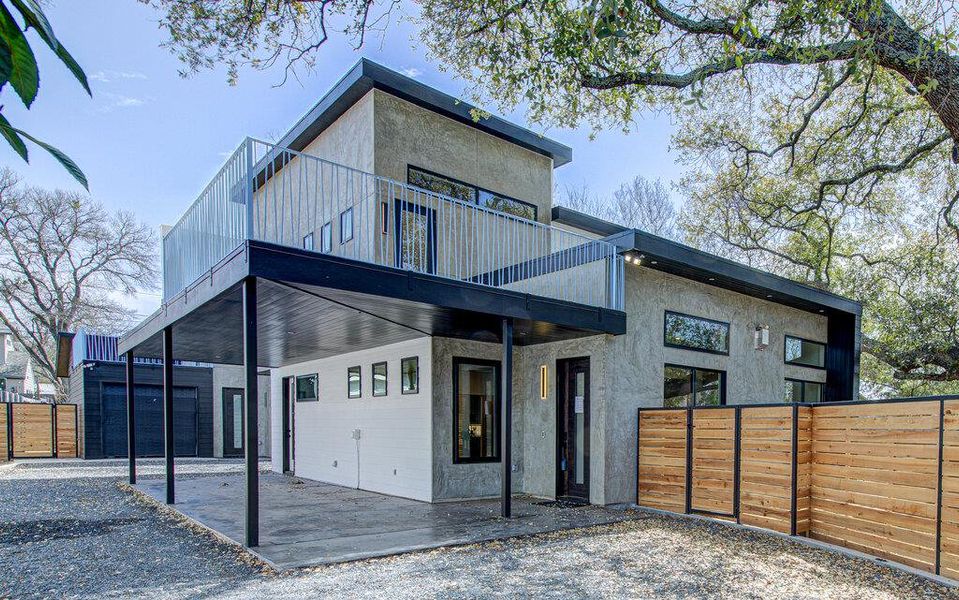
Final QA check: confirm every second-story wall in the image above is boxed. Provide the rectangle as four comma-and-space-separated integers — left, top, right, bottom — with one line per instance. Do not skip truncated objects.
372, 90, 554, 224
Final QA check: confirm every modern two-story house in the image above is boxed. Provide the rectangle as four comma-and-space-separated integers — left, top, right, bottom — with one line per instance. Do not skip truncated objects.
118, 59, 860, 547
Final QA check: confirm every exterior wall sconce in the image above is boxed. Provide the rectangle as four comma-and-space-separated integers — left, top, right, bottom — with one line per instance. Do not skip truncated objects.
540, 364, 548, 399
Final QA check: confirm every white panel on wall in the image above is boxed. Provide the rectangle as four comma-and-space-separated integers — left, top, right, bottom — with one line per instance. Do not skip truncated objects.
270, 337, 433, 502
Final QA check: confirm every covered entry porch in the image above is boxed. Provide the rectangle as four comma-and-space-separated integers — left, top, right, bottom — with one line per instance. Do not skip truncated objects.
134, 471, 637, 569
118, 240, 625, 550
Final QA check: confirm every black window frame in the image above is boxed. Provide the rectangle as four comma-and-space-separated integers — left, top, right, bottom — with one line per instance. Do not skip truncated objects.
320, 221, 332, 253
295, 373, 318, 402
452, 357, 502, 464
406, 165, 539, 222
380, 201, 389, 234
371, 361, 388, 397
347, 365, 361, 399
302, 232, 314, 251
663, 310, 731, 356
784, 334, 827, 369
663, 363, 727, 407
339, 208, 354, 244
401, 356, 419, 395
784, 378, 824, 403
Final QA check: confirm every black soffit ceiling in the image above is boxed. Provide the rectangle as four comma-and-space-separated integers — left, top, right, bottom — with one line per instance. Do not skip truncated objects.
132, 278, 602, 367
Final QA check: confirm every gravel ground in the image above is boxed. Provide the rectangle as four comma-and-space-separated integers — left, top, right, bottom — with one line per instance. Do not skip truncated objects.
1, 461, 957, 599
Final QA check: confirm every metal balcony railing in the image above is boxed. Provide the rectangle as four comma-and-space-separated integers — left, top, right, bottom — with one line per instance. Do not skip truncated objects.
162, 138, 625, 310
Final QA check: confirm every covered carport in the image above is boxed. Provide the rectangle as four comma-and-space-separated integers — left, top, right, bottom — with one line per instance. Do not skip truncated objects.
119, 239, 625, 549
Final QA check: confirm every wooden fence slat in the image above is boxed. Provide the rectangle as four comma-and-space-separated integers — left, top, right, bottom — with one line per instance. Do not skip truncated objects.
11, 404, 54, 458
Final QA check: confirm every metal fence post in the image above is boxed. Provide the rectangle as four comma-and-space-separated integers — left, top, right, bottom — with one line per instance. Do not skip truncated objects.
685, 407, 693, 514
936, 398, 945, 575
790, 403, 799, 536
733, 407, 742, 523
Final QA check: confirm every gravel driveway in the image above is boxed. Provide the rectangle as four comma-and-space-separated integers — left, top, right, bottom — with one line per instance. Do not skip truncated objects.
1, 460, 956, 599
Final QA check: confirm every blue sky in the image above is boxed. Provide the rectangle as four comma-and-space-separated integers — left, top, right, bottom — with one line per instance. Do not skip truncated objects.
2, 1, 681, 314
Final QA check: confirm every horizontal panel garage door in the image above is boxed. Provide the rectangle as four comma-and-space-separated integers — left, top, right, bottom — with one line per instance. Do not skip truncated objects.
101, 384, 198, 458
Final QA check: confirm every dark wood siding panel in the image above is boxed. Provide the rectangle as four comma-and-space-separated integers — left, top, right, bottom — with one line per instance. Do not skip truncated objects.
76, 362, 214, 459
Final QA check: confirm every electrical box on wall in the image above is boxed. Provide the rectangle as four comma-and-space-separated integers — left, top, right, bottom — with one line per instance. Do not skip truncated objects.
754, 325, 770, 350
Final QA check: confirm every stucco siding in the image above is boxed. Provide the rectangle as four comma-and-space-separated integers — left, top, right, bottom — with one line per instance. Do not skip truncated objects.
269, 337, 433, 502
372, 90, 553, 224
601, 265, 829, 504
211, 365, 271, 458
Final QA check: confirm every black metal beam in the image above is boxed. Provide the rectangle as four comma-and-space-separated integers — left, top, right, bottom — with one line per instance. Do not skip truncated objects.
126, 351, 136, 485
501, 317, 513, 519
162, 326, 174, 504
243, 277, 259, 547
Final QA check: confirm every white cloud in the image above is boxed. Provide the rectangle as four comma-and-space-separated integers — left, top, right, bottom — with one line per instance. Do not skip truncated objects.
96, 91, 148, 113
400, 67, 423, 78
90, 70, 148, 84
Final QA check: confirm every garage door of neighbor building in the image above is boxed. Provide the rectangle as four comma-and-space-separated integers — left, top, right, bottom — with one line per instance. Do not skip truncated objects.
101, 384, 198, 458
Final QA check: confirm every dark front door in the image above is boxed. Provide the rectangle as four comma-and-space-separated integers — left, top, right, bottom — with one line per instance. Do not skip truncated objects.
394, 199, 437, 274
222, 387, 244, 458
557, 357, 590, 502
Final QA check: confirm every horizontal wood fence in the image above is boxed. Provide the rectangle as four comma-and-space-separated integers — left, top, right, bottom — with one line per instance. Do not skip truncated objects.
637, 397, 959, 578
0, 402, 77, 461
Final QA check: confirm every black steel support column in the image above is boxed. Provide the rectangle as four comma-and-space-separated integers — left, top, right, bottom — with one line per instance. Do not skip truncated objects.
125, 350, 136, 485
733, 407, 742, 523
501, 317, 513, 519
684, 407, 693, 514
936, 399, 945, 575
162, 326, 174, 504
243, 277, 259, 547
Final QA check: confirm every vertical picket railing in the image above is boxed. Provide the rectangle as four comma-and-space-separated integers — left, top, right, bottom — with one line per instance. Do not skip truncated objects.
161, 138, 625, 311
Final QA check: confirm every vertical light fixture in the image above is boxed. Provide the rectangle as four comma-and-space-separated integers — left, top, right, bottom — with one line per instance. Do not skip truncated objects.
540, 364, 548, 399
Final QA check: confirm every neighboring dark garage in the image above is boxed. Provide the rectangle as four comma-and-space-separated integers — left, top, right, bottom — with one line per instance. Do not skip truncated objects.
69, 361, 214, 460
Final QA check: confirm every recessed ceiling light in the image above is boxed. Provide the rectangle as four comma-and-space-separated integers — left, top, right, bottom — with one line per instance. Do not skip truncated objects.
818, 309, 825, 313
708, 277, 715, 282
650, 260, 658, 265
766, 294, 773, 299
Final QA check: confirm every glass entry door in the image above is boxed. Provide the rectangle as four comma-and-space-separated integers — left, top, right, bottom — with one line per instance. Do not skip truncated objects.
557, 357, 590, 502
394, 199, 437, 274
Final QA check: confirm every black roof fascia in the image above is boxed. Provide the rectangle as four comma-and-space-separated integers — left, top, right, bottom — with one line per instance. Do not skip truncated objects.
550, 205, 860, 316
275, 59, 573, 167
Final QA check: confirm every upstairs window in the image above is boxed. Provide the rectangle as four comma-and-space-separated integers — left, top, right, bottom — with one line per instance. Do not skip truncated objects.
664, 311, 730, 355
340, 208, 353, 244
320, 222, 332, 253
664, 364, 725, 407
401, 356, 419, 394
302, 233, 314, 251
407, 166, 538, 221
784, 379, 823, 403
785, 335, 826, 368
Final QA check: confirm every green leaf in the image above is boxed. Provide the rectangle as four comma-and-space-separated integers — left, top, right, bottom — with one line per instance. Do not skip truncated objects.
0, 35, 13, 85
8, 0, 88, 95
735, 54, 744, 68
0, 2, 38, 107
12, 125, 87, 189
9, 0, 53, 45
0, 111, 27, 160
53, 41, 88, 95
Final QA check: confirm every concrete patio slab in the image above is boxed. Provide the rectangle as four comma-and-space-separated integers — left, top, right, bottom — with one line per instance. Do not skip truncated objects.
134, 472, 640, 570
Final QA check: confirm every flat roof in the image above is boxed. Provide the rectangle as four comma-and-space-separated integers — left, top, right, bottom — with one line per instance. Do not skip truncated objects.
276, 59, 573, 168
551, 206, 861, 316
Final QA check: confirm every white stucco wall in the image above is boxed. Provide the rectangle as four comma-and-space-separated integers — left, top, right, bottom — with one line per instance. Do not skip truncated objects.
269, 337, 433, 502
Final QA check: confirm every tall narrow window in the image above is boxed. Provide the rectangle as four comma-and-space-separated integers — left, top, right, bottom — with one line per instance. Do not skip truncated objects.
401, 356, 419, 394
380, 201, 389, 234
347, 366, 361, 399
452, 358, 501, 463
372, 361, 387, 396
664, 311, 730, 354
320, 222, 332, 253
340, 207, 353, 244
785, 335, 826, 368
296, 374, 318, 402
302, 232, 314, 251
663, 364, 725, 407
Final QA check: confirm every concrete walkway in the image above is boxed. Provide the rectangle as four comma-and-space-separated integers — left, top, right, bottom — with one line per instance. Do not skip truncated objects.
135, 472, 640, 570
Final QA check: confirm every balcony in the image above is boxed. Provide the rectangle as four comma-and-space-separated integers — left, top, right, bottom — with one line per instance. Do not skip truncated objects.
161, 138, 625, 311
